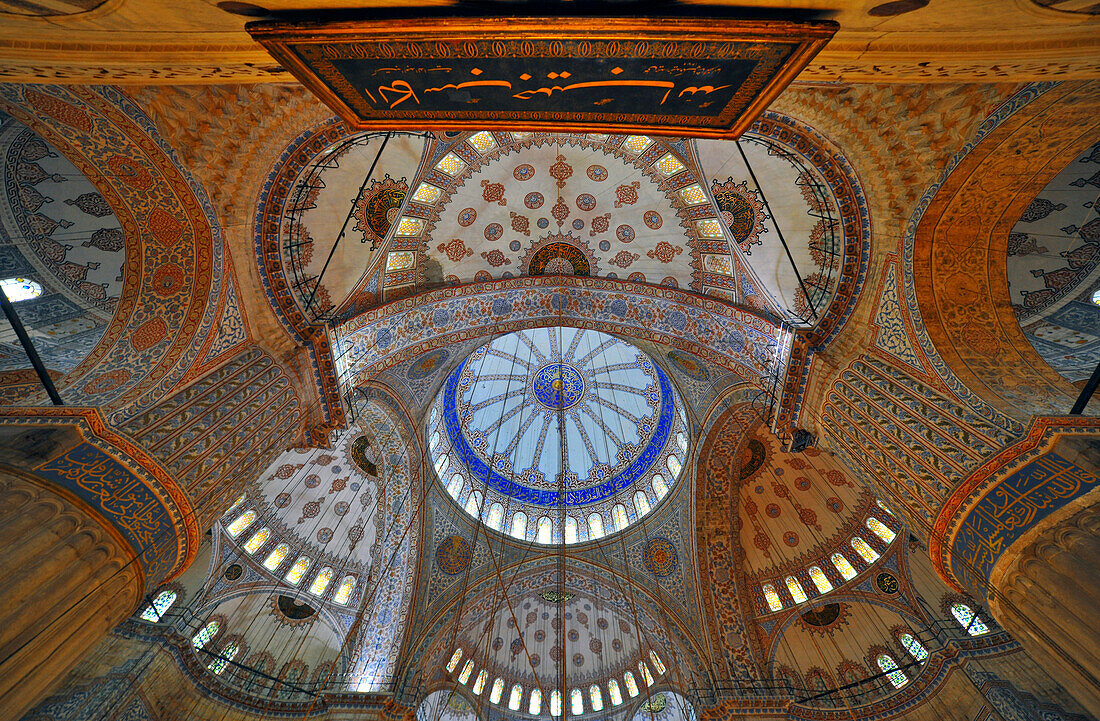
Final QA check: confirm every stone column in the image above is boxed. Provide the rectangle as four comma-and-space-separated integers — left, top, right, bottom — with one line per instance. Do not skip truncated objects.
989, 499, 1100, 715
0, 471, 143, 720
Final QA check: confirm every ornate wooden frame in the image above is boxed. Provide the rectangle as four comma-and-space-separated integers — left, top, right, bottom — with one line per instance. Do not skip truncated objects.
248, 16, 836, 138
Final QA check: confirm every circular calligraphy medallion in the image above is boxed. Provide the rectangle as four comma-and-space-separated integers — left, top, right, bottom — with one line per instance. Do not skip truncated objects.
436, 535, 472, 575
643, 537, 678, 578
532, 363, 584, 410
224, 563, 243, 581
876, 571, 899, 594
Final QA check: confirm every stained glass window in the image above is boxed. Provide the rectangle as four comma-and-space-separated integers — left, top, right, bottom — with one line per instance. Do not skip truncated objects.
487, 503, 505, 530
434, 453, 450, 475
226, 493, 246, 515
529, 688, 542, 715
468, 131, 497, 153
624, 671, 639, 697
490, 677, 504, 704
680, 184, 707, 205
537, 517, 553, 544
192, 620, 220, 649
832, 552, 857, 580
446, 648, 463, 673
412, 183, 442, 204
695, 219, 723, 238
208, 641, 238, 675
140, 589, 177, 622
334, 575, 356, 605
447, 473, 463, 498
639, 660, 654, 686
666, 455, 682, 476
589, 684, 604, 711
309, 567, 334, 596
465, 490, 483, 517
763, 583, 783, 611
285, 556, 311, 585
458, 660, 473, 684
876, 654, 907, 688
565, 516, 579, 544
263, 543, 289, 571
951, 603, 989, 635
612, 504, 629, 531
472, 670, 487, 695
809, 566, 833, 593
851, 536, 880, 562
550, 689, 562, 716
786, 576, 808, 604
634, 490, 651, 517
899, 633, 928, 661
0, 277, 42, 303
649, 650, 666, 675
608, 679, 623, 706
227, 510, 256, 537
653, 474, 669, 499
570, 688, 584, 715
434, 153, 464, 176
587, 513, 604, 539
243, 527, 270, 554
866, 517, 896, 543
622, 135, 652, 154
655, 153, 685, 175
676, 432, 687, 454
511, 511, 528, 539
509, 684, 523, 711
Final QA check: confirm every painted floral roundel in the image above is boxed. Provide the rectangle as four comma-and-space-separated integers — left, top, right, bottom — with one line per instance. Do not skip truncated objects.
428, 328, 689, 544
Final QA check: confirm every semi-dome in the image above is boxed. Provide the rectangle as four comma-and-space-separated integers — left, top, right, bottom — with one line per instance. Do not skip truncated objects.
427, 327, 688, 543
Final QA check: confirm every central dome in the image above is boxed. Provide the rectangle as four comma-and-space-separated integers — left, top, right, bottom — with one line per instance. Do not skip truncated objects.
428, 328, 688, 543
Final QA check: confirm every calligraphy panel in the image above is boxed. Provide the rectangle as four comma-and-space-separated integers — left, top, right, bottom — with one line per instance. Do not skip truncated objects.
248, 16, 836, 138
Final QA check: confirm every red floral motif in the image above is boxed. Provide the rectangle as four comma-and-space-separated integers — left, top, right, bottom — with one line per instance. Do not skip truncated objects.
754, 531, 771, 553
151, 262, 185, 296
437, 238, 474, 262
609, 250, 639, 268
629, 272, 647, 283
614, 181, 641, 208
646, 241, 683, 263
826, 469, 853, 488
146, 207, 183, 247
771, 482, 790, 498
799, 508, 818, 527
551, 197, 570, 226
481, 179, 506, 205
481, 249, 511, 267
130, 317, 167, 353
589, 213, 611, 236
329, 477, 347, 494
82, 369, 130, 395
787, 457, 808, 470
314, 454, 336, 465
107, 155, 153, 190
457, 207, 477, 227
275, 463, 302, 479
660, 276, 677, 287
474, 270, 492, 282
549, 154, 573, 188
24, 89, 92, 133
510, 211, 530, 236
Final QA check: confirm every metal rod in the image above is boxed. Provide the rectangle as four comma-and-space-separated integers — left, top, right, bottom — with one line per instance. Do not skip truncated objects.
1070, 360, 1100, 415
736, 141, 819, 321
0, 286, 63, 405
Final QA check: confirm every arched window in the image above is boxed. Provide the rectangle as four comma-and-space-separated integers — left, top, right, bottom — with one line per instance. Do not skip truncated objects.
587, 513, 605, 539
951, 603, 989, 636
612, 503, 629, 531
309, 567, 334, 596
429, 430, 440, 450
876, 499, 894, 515
762, 583, 783, 612
465, 490, 483, 517
192, 620, 220, 649
447, 473, 463, 498
285, 556, 311, 585
490, 677, 504, 704
243, 527, 270, 554
434, 453, 449, 475
529, 688, 542, 715
227, 510, 256, 537
226, 493, 246, 515
876, 654, 908, 688
899, 633, 928, 661
851, 536, 879, 563
565, 516, 578, 544
633, 490, 651, 517
333, 575, 357, 605
486, 503, 505, 530
608, 679, 623, 706
666, 455, 682, 476
550, 689, 562, 716
472, 670, 488, 695
511, 511, 528, 539
649, 650, 666, 675
446, 648, 463, 673
570, 688, 584, 715
623, 671, 639, 697
809, 566, 833, 593
866, 517, 896, 543
0, 277, 42, 303
509, 684, 523, 711
263, 543, 290, 571
536, 516, 553, 544
458, 660, 474, 684
652, 474, 669, 499
676, 431, 687, 454
140, 589, 177, 622
638, 660, 654, 686
832, 552, 857, 580
786, 576, 808, 604
208, 641, 239, 675
589, 684, 604, 711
